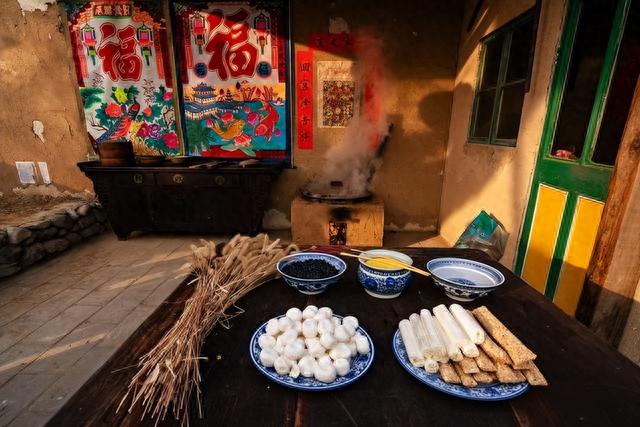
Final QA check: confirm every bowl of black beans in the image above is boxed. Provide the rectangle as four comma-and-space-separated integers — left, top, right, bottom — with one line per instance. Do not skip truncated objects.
276, 252, 347, 295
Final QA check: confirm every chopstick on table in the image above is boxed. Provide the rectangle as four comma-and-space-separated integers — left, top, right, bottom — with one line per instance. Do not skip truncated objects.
339, 252, 431, 277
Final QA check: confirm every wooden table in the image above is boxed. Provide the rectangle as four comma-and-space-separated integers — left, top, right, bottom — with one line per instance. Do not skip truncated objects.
50, 248, 640, 426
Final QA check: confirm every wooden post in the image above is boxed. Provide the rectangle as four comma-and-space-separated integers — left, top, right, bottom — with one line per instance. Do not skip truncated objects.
576, 76, 640, 345
163, 0, 186, 155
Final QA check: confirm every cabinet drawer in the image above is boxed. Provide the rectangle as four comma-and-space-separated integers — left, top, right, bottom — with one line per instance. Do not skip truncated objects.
155, 173, 240, 188
112, 172, 155, 186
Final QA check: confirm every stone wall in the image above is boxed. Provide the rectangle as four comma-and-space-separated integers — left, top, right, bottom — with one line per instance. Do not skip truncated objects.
0, 201, 108, 278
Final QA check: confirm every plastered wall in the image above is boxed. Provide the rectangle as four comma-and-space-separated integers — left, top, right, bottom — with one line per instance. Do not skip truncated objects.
439, 0, 567, 266
2, 0, 461, 233
0, 1, 93, 195
267, 0, 463, 231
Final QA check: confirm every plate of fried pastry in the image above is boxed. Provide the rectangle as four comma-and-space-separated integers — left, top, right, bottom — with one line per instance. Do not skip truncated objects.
392, 304, 547, 401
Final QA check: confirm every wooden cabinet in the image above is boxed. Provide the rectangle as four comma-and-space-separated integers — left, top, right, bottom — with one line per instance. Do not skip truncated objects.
78, 162, 281, 239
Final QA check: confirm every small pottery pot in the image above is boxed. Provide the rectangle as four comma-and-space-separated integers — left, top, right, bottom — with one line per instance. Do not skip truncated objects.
98, 139, 134, 167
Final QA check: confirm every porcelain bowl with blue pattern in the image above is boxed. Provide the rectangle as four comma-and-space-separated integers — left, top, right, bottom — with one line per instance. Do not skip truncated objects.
357, 249, 413, 299
277, 252, 347, 295
426, 257, 505, 301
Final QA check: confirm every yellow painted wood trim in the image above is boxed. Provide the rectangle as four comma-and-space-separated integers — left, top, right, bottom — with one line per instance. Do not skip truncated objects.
554, 196, 605, 316
521, 184, 568, 293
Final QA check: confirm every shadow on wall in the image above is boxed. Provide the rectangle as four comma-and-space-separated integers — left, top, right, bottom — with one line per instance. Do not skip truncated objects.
427, 83, 517, 231
0, 31, 18, 51
291, 0, 465, 81
439, 72, 538, 264
264, 0, 465, 232
0, 162, 21, 193
372, 101, 452, 231
437, 0, 544, 252
457, 0, 532, 77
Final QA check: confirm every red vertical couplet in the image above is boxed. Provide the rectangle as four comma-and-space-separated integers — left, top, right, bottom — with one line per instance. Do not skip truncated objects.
296, 50, 313, 150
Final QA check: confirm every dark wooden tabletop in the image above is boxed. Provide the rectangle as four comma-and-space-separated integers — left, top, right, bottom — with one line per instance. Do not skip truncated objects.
48, 248, 640, 427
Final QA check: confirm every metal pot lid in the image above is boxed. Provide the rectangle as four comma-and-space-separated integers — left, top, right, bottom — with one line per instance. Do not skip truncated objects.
301, 180, 372, 203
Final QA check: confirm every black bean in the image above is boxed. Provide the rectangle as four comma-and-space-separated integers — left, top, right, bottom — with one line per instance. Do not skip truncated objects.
281, 259, 340, 279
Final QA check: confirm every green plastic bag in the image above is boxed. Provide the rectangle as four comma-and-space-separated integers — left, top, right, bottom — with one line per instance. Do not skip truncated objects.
454, 211, 509, 261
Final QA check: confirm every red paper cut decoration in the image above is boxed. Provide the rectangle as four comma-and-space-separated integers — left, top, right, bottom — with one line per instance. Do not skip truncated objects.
97, 23, 142, 82
205, 9, 258, 81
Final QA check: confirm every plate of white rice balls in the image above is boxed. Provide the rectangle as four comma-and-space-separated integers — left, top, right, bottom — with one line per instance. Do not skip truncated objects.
250, 305, 374, 391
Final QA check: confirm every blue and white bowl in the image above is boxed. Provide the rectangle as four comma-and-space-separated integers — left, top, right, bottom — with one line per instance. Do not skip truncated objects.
276, 252, 347, 295
357, 249, 413, 299
426, 257, 505, 301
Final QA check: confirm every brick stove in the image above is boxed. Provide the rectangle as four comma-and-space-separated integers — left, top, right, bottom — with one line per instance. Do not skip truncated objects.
291, 181, 384, 247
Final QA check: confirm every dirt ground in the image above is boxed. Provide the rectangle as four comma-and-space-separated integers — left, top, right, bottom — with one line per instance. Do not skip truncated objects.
0, 191, 89, 227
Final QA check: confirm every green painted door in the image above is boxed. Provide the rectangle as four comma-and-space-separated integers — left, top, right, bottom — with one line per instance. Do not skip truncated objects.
515, 0, 640, 315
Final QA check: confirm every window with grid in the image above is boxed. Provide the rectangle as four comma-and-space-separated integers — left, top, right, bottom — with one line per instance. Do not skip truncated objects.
469, 12, 535, 146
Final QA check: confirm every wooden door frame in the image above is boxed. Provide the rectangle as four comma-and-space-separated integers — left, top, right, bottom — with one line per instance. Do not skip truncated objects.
576, 76, 640, 345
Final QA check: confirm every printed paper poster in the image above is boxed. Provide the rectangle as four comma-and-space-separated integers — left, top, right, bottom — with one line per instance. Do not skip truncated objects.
66, 1, 178, 155
174, 1, 290, 159
316, 61, 358, 128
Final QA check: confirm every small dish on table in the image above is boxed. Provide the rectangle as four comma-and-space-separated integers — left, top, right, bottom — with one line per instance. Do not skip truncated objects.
169, 155, 193, 165
135, 155, 164, 166
426, 258, 504, 301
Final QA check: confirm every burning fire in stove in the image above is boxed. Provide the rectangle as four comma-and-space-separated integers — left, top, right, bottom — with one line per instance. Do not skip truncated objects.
303, 32, 391, 203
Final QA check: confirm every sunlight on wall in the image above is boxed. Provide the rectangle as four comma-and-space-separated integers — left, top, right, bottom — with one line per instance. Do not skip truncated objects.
439, 0, 567, 267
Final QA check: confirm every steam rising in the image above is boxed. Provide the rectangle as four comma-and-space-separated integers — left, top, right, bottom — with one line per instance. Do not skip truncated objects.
311, 32, 389, 198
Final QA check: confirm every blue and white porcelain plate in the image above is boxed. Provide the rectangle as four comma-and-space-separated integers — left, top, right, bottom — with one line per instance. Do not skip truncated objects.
392, 329, 529, 401
250, 315, 375, 391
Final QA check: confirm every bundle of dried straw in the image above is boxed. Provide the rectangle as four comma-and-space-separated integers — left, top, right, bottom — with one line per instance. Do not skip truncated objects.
118, 234, 298, 423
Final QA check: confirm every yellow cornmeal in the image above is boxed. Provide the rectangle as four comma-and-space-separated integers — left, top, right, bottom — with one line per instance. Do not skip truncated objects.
365, 257, 402, 269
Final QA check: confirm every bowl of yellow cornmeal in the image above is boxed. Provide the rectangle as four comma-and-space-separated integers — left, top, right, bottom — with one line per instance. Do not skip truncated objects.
357, 249, 414, 299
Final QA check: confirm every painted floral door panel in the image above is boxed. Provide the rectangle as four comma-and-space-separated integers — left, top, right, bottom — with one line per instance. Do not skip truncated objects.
173, 1, 290, 160
515, 0, 640, 316
66, 1, 179, 155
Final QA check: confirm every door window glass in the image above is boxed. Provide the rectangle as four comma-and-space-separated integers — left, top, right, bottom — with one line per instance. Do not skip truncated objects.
592, 0, 640, 165
550, 0, 617, 160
